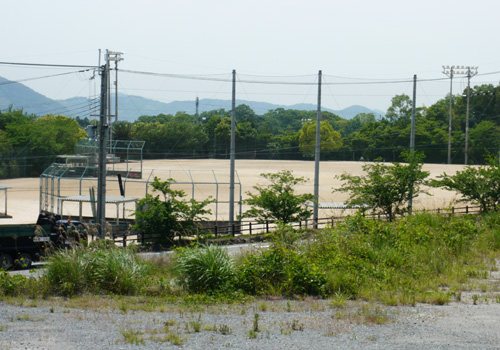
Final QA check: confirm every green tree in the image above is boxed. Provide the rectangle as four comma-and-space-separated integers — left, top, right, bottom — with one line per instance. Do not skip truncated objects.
133, 177, 213, 245
298, 120, 342, 156
386, 94, 412, 124
112, 121, 133, 140
336, 151, 429, 221
431, 157, 500, 212
239, 170, 314, 223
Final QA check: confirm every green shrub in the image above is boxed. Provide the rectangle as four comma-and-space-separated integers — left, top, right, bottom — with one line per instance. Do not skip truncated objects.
44, 241, 147, 296
237, 227, 326, 296
175, 245, 235, 293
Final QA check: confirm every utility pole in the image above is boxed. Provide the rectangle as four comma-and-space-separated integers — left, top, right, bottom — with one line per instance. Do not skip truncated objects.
442, 66, 454, 164
464, 66, 478, 164
195, 97, 199, 118
97, 55, 109, 239
408, 74, 417, 212
313, 70, 322, 227
229, 70, 236, 235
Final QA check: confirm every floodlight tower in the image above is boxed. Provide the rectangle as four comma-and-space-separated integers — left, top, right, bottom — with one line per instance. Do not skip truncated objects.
442, 65, 455, 164
464, 66, 478, 164
442, 65, 477, 164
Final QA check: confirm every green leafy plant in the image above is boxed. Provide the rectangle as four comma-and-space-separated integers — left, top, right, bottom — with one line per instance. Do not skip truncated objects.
175, 245, 235, 293
44, 241, 148, 296
134, 177, 213, 245
431, 157, 500, 212
336, 151, 429, 221
239, 170, 314, 223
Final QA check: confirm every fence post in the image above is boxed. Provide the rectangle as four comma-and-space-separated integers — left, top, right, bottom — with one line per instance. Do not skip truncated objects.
141, 232, 145, 245
299, 221, 302, 229
249, 222, 252, 235
452, 207, 455, 215
214, 225, 218, 238
437, 208, 440, 214
232, 223, 236, 237
266, 220, 269, 233
123, 233, 127, 248
305, 219, 308, 228
466, 206, 469, 214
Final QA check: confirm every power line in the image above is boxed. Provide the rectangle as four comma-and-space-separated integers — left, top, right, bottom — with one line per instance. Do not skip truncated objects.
0, 61, 97, 69
0, 69, 94, 86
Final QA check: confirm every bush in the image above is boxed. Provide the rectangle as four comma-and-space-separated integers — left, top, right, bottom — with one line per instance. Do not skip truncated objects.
175, 245, 235, 293
237, 226, 326, 296
44, 241, 148, 296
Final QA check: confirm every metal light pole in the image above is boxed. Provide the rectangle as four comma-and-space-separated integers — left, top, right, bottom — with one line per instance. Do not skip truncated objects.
442, 65, 477, 164
464, 66, 478, 164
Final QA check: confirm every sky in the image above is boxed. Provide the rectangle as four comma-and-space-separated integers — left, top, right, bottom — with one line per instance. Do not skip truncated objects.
2, 0, 500, 115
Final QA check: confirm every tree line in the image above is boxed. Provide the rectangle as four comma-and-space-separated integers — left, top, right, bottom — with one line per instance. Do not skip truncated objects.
1, 83, 499, 178
86, 83, 499, 164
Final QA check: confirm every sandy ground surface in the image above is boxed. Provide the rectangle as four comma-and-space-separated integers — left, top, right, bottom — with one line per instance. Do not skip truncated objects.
0, 159, 468, 224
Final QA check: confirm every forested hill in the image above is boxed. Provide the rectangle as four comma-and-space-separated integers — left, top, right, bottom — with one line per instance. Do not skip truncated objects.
0, 76, 383, 121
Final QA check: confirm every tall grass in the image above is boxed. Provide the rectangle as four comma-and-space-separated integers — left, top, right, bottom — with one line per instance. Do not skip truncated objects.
44, 241, 148, 296
175, 245, 235, 293
2, 213, 500, 304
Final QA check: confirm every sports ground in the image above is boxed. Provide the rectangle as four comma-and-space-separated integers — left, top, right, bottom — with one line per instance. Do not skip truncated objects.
0, 159, 469, 225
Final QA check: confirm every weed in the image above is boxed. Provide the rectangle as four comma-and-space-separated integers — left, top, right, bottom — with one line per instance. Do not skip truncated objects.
329, 292, 348, 309
280, 328, 292, 335
176, 245, 235, 293
291, 318, 304, 331
253, 313, 259, 332
188, 314, 202, 332
473, 294, 479, 305
16, 313, 30, 321
0, 325, 6, 331
164, 333, 186, 345
247, 329, 258, 339
45, 242, 147, 296
357, 305, 391, 325
259, 302, 268, 312
202, 324, 217, 332
218, 324, 232, 335
151, 332, 186, 345
118, 298, 129, 314
119, 329, 145, 345
164, 319, 178, 330
286, 301, 292, 312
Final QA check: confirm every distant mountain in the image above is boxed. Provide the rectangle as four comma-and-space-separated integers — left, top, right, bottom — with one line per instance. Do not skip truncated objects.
0, 76, 385, 121
0, 76, 66, 115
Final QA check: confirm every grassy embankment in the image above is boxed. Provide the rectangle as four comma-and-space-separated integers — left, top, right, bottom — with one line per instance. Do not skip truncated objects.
1, 212, 500, 307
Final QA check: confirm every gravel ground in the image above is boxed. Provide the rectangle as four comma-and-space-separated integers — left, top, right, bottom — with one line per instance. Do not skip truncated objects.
1, 297, 500, 350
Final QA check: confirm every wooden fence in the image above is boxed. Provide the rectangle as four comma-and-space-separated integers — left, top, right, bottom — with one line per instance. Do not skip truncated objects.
111, 205, 484, 247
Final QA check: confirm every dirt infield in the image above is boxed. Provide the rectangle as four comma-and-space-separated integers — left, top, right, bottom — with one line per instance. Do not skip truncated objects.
0, 159, 468, 224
